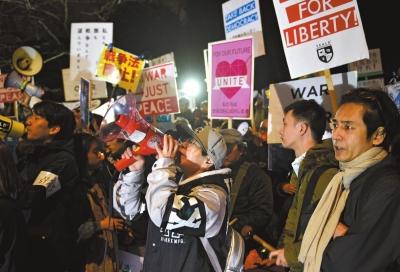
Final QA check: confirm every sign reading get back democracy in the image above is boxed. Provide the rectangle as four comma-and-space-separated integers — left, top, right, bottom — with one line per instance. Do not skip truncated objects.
273, 0, 369, 78
222, 0, 265, 57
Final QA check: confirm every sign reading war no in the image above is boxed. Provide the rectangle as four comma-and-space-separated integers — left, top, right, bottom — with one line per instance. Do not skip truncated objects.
208, 37, 253, 119
135, 62, 179, 116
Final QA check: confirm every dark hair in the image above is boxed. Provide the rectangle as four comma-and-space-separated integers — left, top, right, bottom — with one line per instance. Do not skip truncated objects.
73, 133, 104, 178
33, 101, 76, 141
340, 88, 400, 150
0, 142, 21, 198
284, 99, 327, 142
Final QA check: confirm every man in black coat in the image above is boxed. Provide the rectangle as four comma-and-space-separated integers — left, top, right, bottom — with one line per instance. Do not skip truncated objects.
298, 88, 400, 272
220, 128, 274, 253
17, 101, 79, 272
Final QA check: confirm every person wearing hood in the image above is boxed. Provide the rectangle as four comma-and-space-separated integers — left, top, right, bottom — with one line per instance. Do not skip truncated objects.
16, 101, 79, 272
269, 99, 338, 272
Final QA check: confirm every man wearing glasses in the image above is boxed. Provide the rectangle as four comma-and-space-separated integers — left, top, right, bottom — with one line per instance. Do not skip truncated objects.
299, 88, 400, 272
269, 99, 338, 272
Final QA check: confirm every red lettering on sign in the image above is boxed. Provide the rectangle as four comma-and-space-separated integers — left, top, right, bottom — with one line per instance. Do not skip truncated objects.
138, 97, 178, 116
284, 7, 357, 47
285, 0, 353, 23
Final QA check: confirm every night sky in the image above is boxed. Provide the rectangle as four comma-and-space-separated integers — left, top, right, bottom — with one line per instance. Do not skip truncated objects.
25, 1, 400, 103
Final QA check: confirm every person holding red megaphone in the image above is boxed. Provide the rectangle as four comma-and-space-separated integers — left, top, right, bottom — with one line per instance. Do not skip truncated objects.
99, 93, 165, 172
108, 95, 244, 271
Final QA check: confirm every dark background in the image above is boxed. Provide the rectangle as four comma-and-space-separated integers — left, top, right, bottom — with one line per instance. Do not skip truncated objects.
0, 1, 397, 104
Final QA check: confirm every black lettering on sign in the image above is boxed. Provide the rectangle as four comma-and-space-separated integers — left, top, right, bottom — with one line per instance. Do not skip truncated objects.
290, 84, 330, 99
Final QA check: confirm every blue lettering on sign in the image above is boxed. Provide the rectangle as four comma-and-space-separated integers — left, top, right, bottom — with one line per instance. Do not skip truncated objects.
226, 12, 258, 33
225, 0, 256, 23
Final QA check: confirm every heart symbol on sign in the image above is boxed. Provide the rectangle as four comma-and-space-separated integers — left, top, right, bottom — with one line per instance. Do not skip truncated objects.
215, 59, 247, 99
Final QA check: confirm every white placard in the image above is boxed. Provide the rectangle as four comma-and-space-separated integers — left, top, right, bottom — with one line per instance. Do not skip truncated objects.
272, 0, 368, 79
148, 52, 175, 67
69, 23, 113, 80
222, 0, 265, 57
135, 62, 179, 116
348, 48, 383, 77
33, 171, 61, 198
268, 71, 357, 143
62, 69, 107, 101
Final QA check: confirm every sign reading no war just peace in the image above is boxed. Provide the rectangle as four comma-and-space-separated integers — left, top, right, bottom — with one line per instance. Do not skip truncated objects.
96, 44, 145, 92
272, 0, 369, 79
267, 71, 357, 143
208, 36, 254, 119
134, 62, 179, 116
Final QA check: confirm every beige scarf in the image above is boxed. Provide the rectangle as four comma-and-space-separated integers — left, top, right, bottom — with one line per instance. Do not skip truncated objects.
298, 147, 387, 272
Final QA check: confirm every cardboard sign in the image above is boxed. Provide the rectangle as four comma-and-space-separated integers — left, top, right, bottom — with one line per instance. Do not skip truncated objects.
135, 62, 179, 116
222, 0, 265, 57
80, 78, 91, 127
0, 74, 23, 103
148, 52, 175, 66
208, 37, 254, 119
348, 48, 383, 78
70, 23, 113, 80
273, 0, 368, 78
0, 88, 23, 103
62, 68, 107, 101
96, 45, 145, 92
268, 71, 357, 143
0, 74, 6, 88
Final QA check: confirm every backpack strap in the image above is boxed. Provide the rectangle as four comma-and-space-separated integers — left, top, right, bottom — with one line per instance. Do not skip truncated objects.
294, 165, 331, 242
200, 237, 223, 272
228, 161, 252, 219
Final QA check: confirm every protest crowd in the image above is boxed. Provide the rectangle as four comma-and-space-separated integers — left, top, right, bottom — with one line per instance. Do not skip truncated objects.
1, 1, 400, 272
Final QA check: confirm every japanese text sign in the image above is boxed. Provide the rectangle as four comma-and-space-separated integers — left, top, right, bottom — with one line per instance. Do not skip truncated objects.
96, 45, 145, 92
70, 23, 113, 80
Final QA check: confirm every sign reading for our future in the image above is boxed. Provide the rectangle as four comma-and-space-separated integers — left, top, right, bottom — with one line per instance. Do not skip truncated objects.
222, 0, 265, 57
135, 62, 179, 116
208, 37, 254, 119
267, 71, 357, 143
273, 0, 368, 78
96, 45, 145, 92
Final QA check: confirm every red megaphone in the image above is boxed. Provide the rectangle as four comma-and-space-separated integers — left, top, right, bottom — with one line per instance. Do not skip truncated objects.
99, 94, 164, 171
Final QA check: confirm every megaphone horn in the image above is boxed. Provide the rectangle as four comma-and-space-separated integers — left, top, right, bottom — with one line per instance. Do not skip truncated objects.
5, 71, 45, 98
99, 94, 164, 171
12, 46, 43, 76
0, 115, 25, 139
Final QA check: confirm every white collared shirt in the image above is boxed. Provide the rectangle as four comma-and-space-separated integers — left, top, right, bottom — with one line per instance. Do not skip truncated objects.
291, 152, 306, 177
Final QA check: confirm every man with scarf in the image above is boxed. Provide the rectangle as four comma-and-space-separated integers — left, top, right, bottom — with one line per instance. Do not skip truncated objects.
298, 88, 400, 272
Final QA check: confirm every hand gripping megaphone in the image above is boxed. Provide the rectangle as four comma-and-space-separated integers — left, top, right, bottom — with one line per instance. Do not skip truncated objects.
99, 94, 164, 171
0, 115, 25, 139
